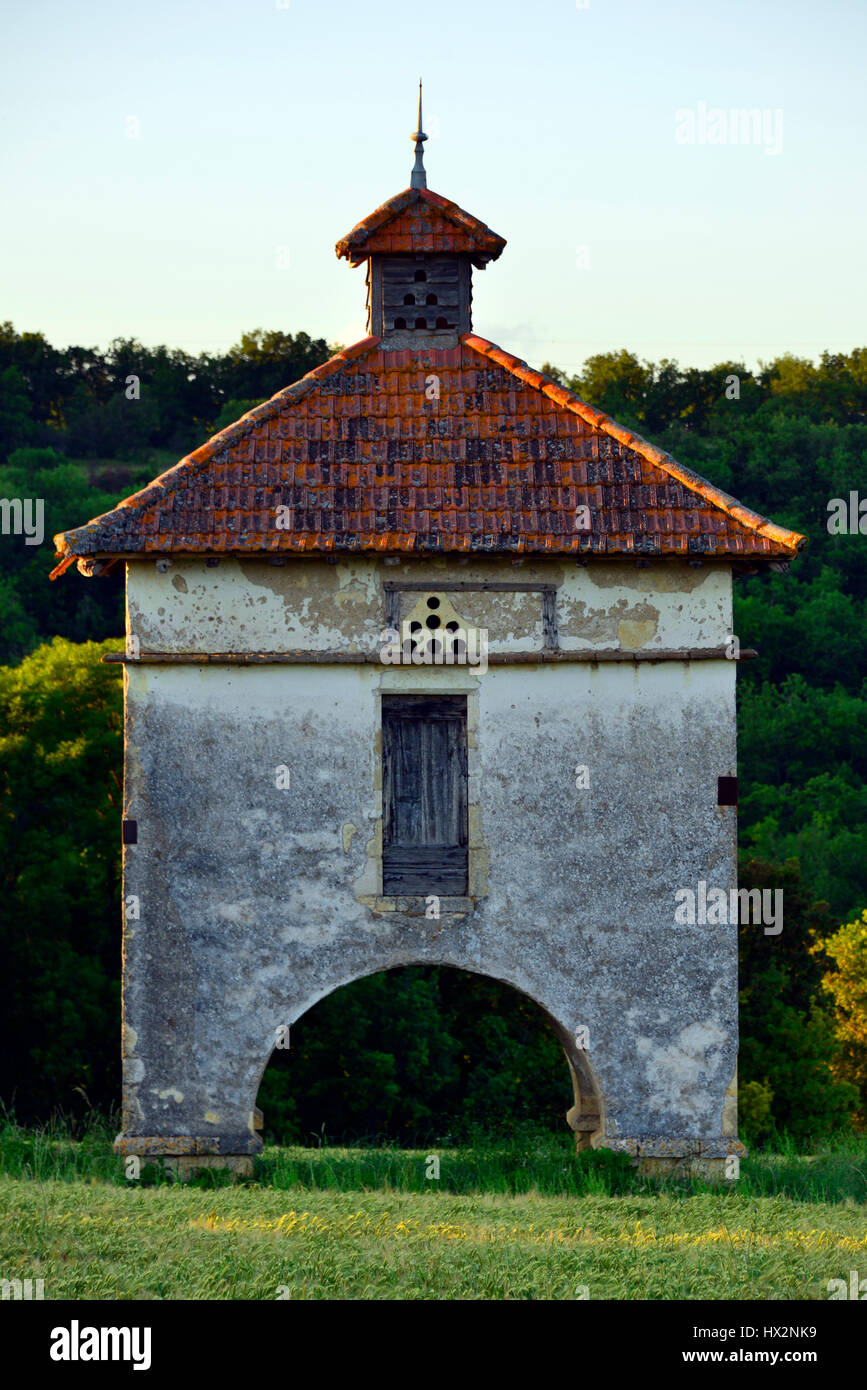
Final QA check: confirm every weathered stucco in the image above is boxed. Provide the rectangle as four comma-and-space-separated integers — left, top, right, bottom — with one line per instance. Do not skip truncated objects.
126, 555, 731, 656
117, 554, 742, 1167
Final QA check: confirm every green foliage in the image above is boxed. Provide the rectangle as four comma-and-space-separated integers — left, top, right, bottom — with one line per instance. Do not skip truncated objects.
0, 458, 125, 663
224, 329, 337, 402
258, 967, 570, 1144
0, 365, 37, 459
66, 382, 164, 458
0, 320, 333, 461
0, 573, 34, 656
738, 1080, 775, 1142
7, 446, 67, 472
737, 859, 859, 1139
213, 399, 266, 433
547, 344, 867, 436
813, 909, 867, 1115
738, 989, 857, 1141
0, 638, 123, 1119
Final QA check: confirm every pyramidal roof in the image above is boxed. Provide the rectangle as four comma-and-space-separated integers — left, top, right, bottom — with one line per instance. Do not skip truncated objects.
51, 125, 805, 574
52, 332, 805, 570
335, 186, 506, 267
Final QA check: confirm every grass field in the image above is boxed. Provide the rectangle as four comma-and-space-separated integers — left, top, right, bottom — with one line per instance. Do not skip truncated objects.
2, 1118, 866, 1300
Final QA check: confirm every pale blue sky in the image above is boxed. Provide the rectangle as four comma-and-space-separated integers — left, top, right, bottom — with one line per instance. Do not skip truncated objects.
2, 0, 865, 374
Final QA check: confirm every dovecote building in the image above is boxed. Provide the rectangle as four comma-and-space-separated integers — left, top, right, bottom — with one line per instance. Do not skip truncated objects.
52, 96, 805, 1176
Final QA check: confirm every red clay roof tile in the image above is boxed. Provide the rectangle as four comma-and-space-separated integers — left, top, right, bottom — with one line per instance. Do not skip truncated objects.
52, 335, 806, 566
335, 188, 505, 267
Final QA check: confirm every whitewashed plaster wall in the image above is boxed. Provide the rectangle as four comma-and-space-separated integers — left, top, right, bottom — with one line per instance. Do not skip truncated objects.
125, 556, 732, 655
118, 556, 741, 1163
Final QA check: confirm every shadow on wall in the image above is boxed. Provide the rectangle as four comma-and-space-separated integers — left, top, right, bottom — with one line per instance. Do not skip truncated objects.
255, 964, 594, 1146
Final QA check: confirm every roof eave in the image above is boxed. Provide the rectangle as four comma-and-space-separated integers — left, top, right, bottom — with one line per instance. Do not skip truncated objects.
52, 538, 806, 570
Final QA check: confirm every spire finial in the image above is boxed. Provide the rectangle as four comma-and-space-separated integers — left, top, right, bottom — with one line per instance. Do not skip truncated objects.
410, 78, 427, 190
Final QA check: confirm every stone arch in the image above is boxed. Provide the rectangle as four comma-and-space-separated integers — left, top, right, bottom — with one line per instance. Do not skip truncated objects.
248, 961, 605, 1150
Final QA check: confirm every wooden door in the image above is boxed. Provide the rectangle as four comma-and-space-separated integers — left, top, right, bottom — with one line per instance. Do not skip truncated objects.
381, 695, 468, 895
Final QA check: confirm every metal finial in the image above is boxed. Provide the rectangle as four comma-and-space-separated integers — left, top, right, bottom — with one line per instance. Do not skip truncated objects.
410, 79, 427, 189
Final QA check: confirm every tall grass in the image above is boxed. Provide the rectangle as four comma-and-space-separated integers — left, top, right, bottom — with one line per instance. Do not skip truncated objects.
2, 1112, 864, 1299
1, 1110, 865, 1204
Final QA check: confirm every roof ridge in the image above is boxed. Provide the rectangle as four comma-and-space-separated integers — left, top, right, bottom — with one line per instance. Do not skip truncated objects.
462, 334, 807, 555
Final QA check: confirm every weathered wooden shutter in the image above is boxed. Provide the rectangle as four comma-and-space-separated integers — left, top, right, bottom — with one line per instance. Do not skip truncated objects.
381, 695, 468, 895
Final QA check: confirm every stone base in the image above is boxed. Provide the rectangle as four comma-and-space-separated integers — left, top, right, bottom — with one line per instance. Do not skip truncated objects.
635, 1155, 731, 1180
592, 1136, 746, 1181
114, 1132, 262, 1158
161, 1155, 254, 1181
113, 1130, 260, 1179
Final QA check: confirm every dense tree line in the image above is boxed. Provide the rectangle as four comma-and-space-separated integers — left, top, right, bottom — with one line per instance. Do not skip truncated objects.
0, 322, 334, 665
0, 321, 334, 461
1, 331, 865, 1144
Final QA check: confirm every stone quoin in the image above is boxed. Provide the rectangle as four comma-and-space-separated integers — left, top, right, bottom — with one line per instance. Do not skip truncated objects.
51, 87, 806, 1179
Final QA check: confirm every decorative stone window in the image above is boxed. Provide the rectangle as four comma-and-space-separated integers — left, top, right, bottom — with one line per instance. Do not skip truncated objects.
403, 592, 470, 661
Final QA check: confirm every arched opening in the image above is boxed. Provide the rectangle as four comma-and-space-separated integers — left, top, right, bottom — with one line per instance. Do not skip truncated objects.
403, 293, 415, 305
414, 317, 427, 329
254, 965, 601, 1148
435, 316, 448, 329
425, 293, 438, 305
394, 316, 407, 329
413, 268, 427, 282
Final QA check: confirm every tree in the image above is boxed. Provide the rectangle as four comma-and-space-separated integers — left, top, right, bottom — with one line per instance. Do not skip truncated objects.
737, 858, 858, 1140
813, 909, 867, 1122
0, 322, 65, 431
213, 399, 266, 434
257, 966, 571, 1143
572, 349, 651, 428
0, 458, 124, 664
0, 638, 123, 1119
7, 446, 66, 473
220, 329, 335, 402
0, 365, 37, 460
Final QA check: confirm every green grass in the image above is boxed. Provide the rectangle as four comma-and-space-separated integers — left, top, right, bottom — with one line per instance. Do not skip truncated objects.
1, 1116, 865, 1300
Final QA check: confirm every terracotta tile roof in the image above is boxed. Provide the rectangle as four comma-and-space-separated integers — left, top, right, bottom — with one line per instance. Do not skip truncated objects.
335, 187, 506, 267
52, 335, 806, 567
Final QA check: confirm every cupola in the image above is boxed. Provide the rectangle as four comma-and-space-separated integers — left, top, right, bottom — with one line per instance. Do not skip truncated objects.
335, 83, 506, 342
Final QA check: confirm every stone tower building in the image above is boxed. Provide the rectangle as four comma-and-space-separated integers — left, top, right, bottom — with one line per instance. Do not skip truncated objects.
52, 99, 804, 1176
